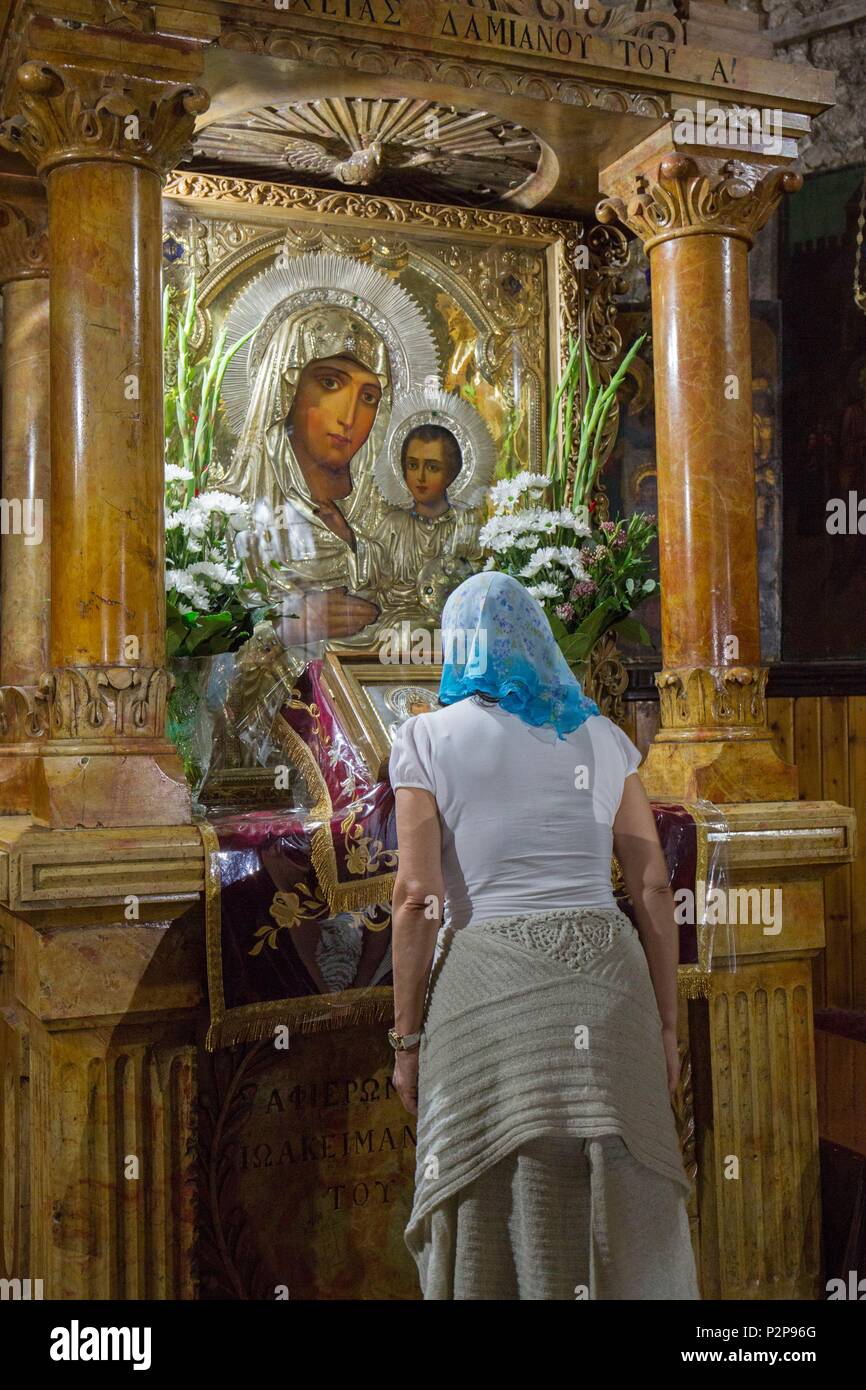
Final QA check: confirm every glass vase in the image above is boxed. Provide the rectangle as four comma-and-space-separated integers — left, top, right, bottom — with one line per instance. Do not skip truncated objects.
167, 654, 236, 796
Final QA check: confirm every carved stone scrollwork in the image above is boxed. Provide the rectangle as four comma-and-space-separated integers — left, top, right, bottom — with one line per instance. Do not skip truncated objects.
100, 0, 153, 31
0, 62, 210, 177
583, 631, 629, 724
215, 23, 667, 121
0, 684, 49, 743
0, 200, 49, 282
471, 0, 683, 45
577, 1, 685, 45
597, 154, 804, 251
40, 666, 173, 740
656, 665, 768, 734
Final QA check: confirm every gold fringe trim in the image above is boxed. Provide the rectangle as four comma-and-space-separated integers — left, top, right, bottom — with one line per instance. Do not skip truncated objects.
199, 819, 227, 1032
205, 986, 394, 1052
678, 965, 711, 999
310, 821, 395, 913
273, 711, 395, 914
273, 710, 333, 822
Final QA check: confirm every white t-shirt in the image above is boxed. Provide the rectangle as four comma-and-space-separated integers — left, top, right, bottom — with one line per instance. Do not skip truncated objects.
388, 699, 643, 930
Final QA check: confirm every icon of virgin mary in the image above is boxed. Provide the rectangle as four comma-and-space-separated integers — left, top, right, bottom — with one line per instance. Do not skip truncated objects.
222, 305, 392, 651
217, 254, 441, 662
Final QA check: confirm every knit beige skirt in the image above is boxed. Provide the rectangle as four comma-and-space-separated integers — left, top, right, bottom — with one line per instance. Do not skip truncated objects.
404, 905, 701, 1301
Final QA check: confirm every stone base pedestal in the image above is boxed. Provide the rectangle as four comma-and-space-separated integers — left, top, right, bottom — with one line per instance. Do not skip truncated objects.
30, 746, 191, 829
0, 820, 205, 1297
640, 736, 799, 804
0, 748, 41, 815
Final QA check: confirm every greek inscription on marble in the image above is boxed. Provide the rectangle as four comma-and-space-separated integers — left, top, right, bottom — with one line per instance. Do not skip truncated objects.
236, 1127, 416, 1169
232, 1074, 417, 1171
282, 0, 402, 24
439, 6, 589, 58
616, 37, 675, 75
274, 0, 730, 82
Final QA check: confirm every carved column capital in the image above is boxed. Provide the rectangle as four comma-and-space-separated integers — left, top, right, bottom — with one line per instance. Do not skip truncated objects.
0, 60, 209, 178
654, 664, 769, 739
0, 684, 49, 744
0, 197, 49, 283
597, 155, 803, 251
40, 665, 173, 743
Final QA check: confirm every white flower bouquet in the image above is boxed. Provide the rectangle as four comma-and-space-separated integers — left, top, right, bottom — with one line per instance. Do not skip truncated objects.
164, 466, 254, 656
163, 278, 263, 657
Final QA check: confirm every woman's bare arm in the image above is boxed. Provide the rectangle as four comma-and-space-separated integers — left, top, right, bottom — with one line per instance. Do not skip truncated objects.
392, 786, 445, 1036
612, 773, 679, 1033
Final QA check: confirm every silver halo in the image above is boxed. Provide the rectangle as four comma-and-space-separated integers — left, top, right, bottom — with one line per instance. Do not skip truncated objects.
220, 252, 440, 434
376, 387, 497, 511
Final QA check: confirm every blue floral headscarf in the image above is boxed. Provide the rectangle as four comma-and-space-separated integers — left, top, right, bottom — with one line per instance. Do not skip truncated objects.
438, 571, 601, 739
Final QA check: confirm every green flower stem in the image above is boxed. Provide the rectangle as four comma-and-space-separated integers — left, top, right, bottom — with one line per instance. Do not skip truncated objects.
546, 333, 581, 491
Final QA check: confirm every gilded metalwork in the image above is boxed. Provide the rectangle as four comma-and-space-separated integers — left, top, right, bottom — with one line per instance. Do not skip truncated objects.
163, 169, 629, 477
219, 250, 439, 434
582, 629, 629, 723
166, 169, 573, 236
376, 386, 495, 510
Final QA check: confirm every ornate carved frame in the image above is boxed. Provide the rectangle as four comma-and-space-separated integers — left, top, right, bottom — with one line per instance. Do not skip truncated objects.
163, 168, 632, 479
319, 649, 442, 784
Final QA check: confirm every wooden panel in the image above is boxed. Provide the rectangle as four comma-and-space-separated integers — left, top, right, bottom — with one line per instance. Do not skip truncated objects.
767, 696, 795, 767
620, 702, 638, 745
767, 695, 864, 1149
815, 1032, 866, 1156
625, 698, 659, 760
793, 697, 823, 801
858, 1037, 866, 1155
694, 961, 821, 1299
822, 699, 852, 1008
794, 698, 825, 1004
849, 698, 866, 1012
626, 686, 866, 1147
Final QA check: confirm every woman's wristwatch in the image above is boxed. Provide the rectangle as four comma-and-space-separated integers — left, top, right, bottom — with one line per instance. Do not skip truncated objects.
388, 1027, 421, 1052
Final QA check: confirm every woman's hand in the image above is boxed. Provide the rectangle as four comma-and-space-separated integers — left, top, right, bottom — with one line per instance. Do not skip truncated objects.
662, 1024, 681, 1098
393, 1048, 420, 1115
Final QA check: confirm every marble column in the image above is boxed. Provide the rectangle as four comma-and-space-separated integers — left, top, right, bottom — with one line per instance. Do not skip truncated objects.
0, 178, 50, 810
598, 133, 801, 803
0, 50, 209, 827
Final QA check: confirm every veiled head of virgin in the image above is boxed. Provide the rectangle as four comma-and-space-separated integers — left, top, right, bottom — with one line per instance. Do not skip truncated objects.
281, 308, 390, 484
